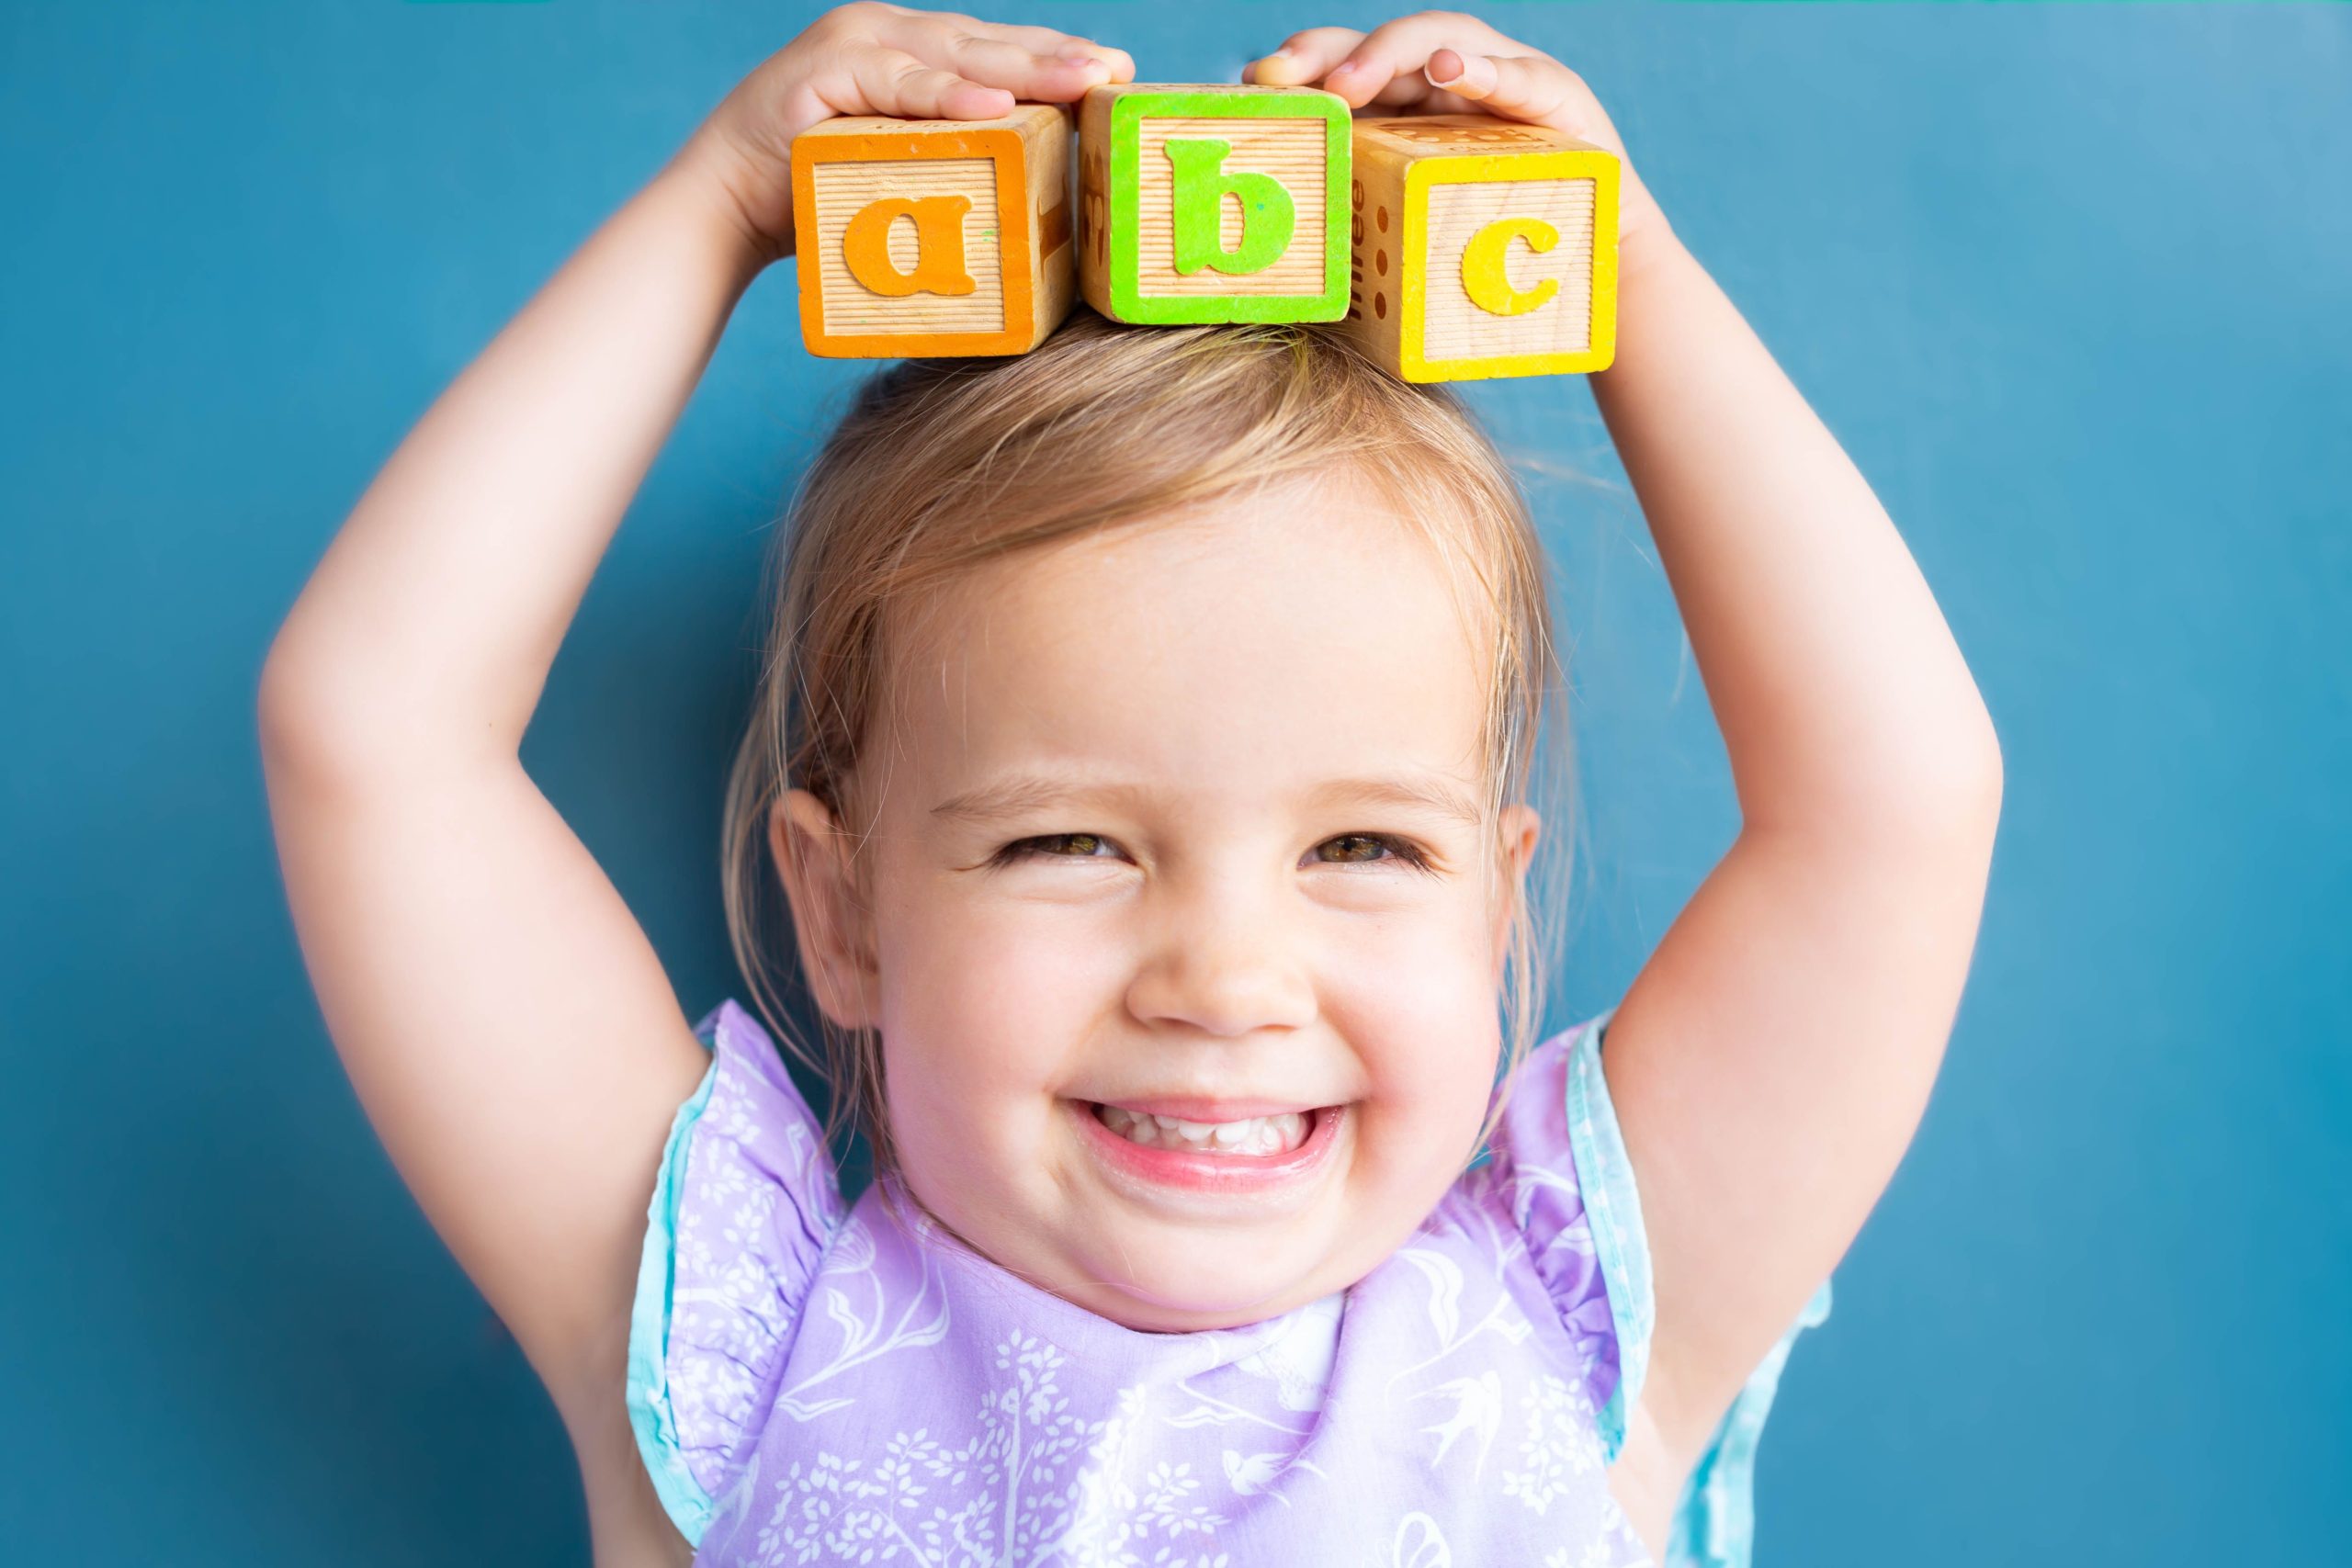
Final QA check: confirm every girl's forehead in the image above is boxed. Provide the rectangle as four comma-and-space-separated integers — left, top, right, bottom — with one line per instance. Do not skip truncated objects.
878, 490, 1497, 796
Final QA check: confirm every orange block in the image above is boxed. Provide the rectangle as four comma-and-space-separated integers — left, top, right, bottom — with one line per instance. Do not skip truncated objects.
791, 105, 1075, 358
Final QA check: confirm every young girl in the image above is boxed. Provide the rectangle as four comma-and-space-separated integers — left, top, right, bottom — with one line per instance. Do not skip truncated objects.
260, 7, 2000, 1565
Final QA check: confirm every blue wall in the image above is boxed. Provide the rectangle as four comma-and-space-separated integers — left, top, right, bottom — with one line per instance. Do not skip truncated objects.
3, 3, 2345, 1561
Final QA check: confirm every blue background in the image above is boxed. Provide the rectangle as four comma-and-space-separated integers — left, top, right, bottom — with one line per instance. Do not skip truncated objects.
3, 1, 2346, 1561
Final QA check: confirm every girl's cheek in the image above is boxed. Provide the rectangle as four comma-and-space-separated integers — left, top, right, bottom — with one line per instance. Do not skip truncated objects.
1323, 919, 1506, 1122
888, 898, 1129, 1082
884, 873, 1489, 1089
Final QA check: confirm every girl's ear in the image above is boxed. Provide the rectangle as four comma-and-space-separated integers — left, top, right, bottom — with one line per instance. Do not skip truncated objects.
1489, 804, 1544, 987
771, 788, 882, 1032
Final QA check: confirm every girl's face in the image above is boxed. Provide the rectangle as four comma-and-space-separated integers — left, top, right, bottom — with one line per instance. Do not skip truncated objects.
777, 478, 1539, 1334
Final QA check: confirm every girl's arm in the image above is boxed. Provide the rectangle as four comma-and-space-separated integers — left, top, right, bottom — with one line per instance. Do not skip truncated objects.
1585, 225, 2000, 1456
258, 4, 1130, 1416
1261, 15, 2002, 1472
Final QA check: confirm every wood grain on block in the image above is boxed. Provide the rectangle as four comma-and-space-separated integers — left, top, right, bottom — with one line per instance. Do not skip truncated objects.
1357, 116, 1559, 154
1340, 114, 1619, 382
1080, 84, 1349, 324
792, 105, 1073, 358
1131, 117, 1329, 298
1420, 175, 1597, 361
1344, 163, 1409, 369
809, 157, 1006, 337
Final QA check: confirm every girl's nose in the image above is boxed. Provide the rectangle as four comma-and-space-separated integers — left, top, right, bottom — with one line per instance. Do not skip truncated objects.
1123, 888, 1318, 1039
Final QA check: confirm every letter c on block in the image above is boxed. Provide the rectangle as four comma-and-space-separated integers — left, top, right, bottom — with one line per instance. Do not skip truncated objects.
842, 196, 977, 298
1462, 217, 1561, 317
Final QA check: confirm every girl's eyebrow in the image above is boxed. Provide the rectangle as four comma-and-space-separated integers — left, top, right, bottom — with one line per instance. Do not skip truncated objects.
929, 773, 1484, 829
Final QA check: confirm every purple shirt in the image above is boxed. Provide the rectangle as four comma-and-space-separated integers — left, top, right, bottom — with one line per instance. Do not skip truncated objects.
626, 1001, 1829, 1566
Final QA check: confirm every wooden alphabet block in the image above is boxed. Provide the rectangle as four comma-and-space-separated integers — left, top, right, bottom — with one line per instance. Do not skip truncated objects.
1340, 116, 1620, 382
1079, 85, 1351, 325
791, 105, 1074, 358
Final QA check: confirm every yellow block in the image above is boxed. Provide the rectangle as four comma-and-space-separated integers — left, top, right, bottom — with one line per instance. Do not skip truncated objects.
1340, 116, 1620, 383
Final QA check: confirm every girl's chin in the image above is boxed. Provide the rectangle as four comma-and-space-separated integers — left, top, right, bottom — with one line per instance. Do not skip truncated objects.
1046, 1099, 1364, 1327
1085, 1280, 1323, 1335
1060, 1233, 1343, 1333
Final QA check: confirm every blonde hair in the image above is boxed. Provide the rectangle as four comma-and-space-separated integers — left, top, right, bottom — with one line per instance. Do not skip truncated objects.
722, 310, 1573, 1186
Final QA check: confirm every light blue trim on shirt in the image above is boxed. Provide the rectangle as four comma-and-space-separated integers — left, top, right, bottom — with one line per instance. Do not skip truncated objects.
1666, 1274, 1833, 1568
1565, 1010, 1655, 1464
1564, 1013, 1834, 1568
623, 1032, 722, 1550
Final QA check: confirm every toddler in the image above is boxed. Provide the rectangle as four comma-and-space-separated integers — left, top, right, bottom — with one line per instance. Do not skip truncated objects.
260, 8, 2002, 1566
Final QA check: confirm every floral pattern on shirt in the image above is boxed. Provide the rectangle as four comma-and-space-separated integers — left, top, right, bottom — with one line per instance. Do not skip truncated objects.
641, 1002, 1656, 1568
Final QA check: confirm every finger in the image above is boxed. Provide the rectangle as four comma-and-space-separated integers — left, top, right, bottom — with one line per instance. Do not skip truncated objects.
1427, 50, 1609, 142
877, 15, 1116, 102
1246, 26, 1364, 86
941, 17, 1136, 85
1054, 37, 1136, 84
841, 48, 1014, 120
1358, 69, 1446, 111
933, 15, 1134, 80
942, 17, 1078, 52
1325, 11, 1513, 107
944, 28, 1116, 99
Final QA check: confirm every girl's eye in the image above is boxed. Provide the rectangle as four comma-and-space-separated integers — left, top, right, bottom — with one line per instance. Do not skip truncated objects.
997, 832, 1120, 863
991, 831, 1432, 871
1315, 833, 1431, 871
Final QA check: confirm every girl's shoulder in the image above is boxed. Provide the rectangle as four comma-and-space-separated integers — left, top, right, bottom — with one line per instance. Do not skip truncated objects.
1471, 1014, 1837, 1568
1463, 1016, 1648, 1453
623, 1000, 845, 1544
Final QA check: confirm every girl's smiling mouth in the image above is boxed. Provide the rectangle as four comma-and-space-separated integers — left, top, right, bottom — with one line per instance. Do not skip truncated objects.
1096, 1102, 1312, 1156
1070, 1096, 1348, 1200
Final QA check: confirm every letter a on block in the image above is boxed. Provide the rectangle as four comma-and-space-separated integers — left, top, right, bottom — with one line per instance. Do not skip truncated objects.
792, 106, 1076, 359
1079, 84, 1350, 324
842, 196, 978, 298
1165, 139, 1295, 276
1339, 115, 1620, 382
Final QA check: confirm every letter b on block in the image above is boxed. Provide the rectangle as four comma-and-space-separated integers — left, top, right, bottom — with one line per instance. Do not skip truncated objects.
1165, 139, 1295, 276
1080, 85, 1350, 324
792, 107, 1075, 359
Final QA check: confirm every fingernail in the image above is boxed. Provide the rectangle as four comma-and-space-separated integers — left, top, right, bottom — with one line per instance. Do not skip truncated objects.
1055, 40, 1095, 61
1329, 62, 1359, 79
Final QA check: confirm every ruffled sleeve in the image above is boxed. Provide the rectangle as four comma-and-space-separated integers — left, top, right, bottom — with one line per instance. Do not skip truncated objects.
624, 1000, 846, 1548
1504, 1012, 1835, 1568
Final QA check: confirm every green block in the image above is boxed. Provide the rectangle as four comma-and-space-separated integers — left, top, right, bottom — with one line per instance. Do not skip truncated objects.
1096, 86, 1351, 325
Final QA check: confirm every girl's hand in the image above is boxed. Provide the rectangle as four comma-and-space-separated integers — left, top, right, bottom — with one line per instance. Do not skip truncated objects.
683, 2, 1135, 263
1246, 12, 1669, 259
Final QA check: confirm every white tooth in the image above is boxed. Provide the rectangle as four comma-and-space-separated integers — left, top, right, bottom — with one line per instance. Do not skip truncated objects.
1098, 1105, 1321, 1155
